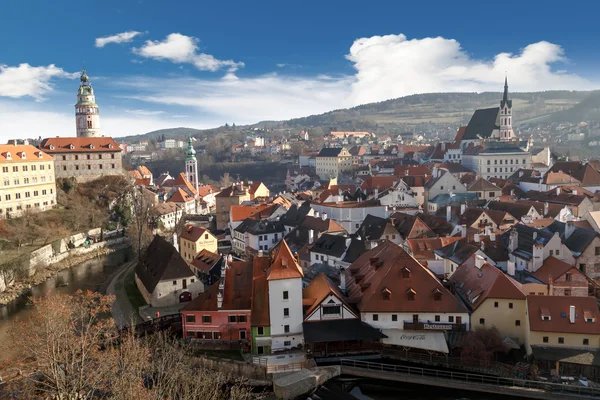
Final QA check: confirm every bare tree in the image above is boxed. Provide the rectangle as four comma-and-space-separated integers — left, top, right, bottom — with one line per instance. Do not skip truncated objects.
128, 187, 158, 261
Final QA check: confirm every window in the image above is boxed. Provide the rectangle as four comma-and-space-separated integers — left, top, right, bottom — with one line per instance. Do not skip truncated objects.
489, 192, 495, 197
515, 320, 521, 326
202, 315, 211, 323
257, 327, 264, 335
392, 314, 397, 322
564, 289, 571, 296
213, 331, 222, 340
480, 318, 485, 325
1, 167, 6, 173
284, 325, 290, 333
584, 339, 589, 345
373, 314, 379, 321
172, 280, 177, 285
509, 303, 513, 309
283, 291, 289, 300
323, 305, 341, 316
238, 315, 247, 323
433, 290, 442, 301
99, 164, 103, 170
112, 154, 115, 159
556, 250, 560, 256
186, 315, 196, 323
284, 341, 291, 346
449, 316, 454, 323
565, 273, 572, 282
435, 315, 440, 322
15, 193, 20, 200
543, 336, 549, 343
402, 267, 411, 278
407, 290, 415, 301
4, 194, 10, 201
494, 301, 499, 308
87, 154, 91, 160
558, 337, 564, 344
283, 308, 289, 317
229, 315, 237, 323
383, 291, 391, 301
62, 156, 66, 161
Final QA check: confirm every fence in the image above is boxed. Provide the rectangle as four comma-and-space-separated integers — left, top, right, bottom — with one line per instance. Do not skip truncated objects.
340, 359, 600, 397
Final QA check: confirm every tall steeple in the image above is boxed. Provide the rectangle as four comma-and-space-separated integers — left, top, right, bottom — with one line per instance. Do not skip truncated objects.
185, 136, 199, 193
499, 76, 514, 141
75, 65, 101, 138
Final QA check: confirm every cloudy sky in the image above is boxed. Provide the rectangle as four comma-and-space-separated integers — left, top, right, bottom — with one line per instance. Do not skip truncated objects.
0, 0, 598, 140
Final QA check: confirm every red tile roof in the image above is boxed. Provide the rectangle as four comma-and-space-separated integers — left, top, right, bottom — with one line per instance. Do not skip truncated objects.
230, 203, 279, 222
197, 184, 218, 198
173, 173, 197, 196
406, 237, 462, 259
393, 165, 432, 177
167, 187, 195, 203
303, 273, 354, 318
39, 137, 121, 153
267, 240, 303, 281
179, 224, 212, 243
527, 296, 600, 335
360, 176, 398, 193
0, 144, 54, 162
532, 256, 583, 284
138, 165, 152, 176
191, 249, 220, 273
251, 256, 271, 326
345, 241, 468, 314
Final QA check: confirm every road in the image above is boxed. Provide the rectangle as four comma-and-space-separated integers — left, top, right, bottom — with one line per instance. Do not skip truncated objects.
106, 261, 143, 328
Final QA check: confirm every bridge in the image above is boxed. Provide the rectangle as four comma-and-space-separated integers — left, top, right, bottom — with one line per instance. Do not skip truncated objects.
118, 314, 182, 337
340, 359, 600, 399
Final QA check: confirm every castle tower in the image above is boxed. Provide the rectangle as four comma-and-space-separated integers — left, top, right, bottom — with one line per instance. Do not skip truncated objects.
185, 137, 199, 193
499, 77, 514, 141
75, 66, 101, 138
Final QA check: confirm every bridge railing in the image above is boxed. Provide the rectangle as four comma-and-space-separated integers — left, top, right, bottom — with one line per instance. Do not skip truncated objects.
340, 359, 600, 397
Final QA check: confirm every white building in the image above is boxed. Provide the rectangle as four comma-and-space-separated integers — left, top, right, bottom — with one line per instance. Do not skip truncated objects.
267, 241, 305, 352
462, 146, 532, 181
311, 202, 388, 234
75, 67, 101, 138
154, 202, 183, 231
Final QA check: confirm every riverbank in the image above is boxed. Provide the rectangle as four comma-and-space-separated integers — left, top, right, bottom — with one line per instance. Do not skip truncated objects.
0, 238, 131, 305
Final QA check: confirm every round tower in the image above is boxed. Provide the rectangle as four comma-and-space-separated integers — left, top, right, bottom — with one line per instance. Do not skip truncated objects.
75, 66, 101, 138
185, 137, 199, 193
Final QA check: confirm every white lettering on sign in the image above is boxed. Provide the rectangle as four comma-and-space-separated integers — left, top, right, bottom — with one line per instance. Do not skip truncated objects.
423, 324, 453, 330
399, 334, 426, 340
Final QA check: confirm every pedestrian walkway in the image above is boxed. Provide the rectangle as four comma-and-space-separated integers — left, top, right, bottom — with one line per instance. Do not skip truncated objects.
139, 303, 186, 321
107, 261, 143, 328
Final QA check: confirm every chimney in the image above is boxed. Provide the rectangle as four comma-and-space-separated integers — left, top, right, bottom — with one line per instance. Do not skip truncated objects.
569, 305, 576, 324
544, 202, 549, 217
485, 226, 491, 236
510, 189, 515, 196
217, 291, 223, 309
507, 260, 516, 276
173, 232, 179, 253
322, 212, 327, 221
573, 189, 578, 195
258, 250, 264, 257
314, 211, 320, 219
565, 222, 576, 240
461, 224, 467, 238
374, 188, 379, 198
556, 187, 561, 196
460, 203, 466, 215
519, 171, 524, 178
509, 229, 518, 252
548, 276, 554, 296
474, 234, 480, 243
308, 229, 314, 244
475, 254, 485, 269
446, 205, 452, 222
340, 267, 346, 292
480, 240, 485, 251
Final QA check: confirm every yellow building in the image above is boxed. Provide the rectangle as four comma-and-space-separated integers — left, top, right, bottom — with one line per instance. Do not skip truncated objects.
179, 224, 218, 263
315, 147, 352, 180
215, 181, 270, 230
525, 296, 600, 378
450, 258, 528, 344
0, 143, 56, 218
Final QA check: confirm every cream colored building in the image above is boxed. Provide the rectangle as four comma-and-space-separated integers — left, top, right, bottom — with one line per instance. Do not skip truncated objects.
179, 224, 219, 263
215, 181, 270, 230
315, 147, 352, 179
39, 137, 123, 182
0, 143, 56, 218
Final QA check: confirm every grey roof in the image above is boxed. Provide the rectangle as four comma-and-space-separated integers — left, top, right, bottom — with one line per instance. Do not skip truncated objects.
135, 235, 194, 293
280, 201, 312, 227
357, 214, 389, 241
341, 237, 367, 264
501, 224, 555, 260
311, 234, 348, 257
530, 345, 600, 367
234, 218, 256, 234
434, 239, 478, 265
303, 319, 387, 343
316, 147, 344, 157
462, 107, 500, 140
245, 220, 285, 235
545, 221, 597, 256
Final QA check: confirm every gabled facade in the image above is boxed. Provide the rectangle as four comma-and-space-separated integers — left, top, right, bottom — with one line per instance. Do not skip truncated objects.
179, 225, 218, 263
424, 170, 466, 209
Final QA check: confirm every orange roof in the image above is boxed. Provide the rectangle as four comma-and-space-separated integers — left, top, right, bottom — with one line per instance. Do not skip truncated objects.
138, 165, 152, 176
527, 296, 600, 335
197, 184, 218, 198
393, 165, 432, 177
248, 182, 264, 194
399, 145, 430, 153
0, 144, 53, 162
179, 224, 212, 242
330, 131, 372, 137
406, 237, 462, 259
153, 202, 179, 215
173, 173, 197, 196
135, 178, 151, 187
532, 256, 583, 284
303, 273, 354, 318
39, 137, 121, 153
128, 170, 143, 179
191, 249, 220, 273
251, 256, 271, 326
267, 240, 303, 281
167, 187, 194, 203
230, 203, 278, 222
360, 176, 397, 192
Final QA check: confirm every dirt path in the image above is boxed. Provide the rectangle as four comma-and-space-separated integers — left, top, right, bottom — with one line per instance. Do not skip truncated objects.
106, 261, 143, 328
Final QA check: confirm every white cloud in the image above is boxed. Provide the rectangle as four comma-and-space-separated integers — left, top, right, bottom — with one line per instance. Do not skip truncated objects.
95, 31, 143, 48
0, 64, 77, 101
124, 109, 165, 116
276, 63, 287, 68
133, 33, 244, 72
346, 34, 593, 105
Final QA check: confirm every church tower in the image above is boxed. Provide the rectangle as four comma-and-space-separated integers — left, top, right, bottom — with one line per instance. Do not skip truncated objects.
499, 77, 514, 141
185, 137, 199, 193
75, 66, 101, 138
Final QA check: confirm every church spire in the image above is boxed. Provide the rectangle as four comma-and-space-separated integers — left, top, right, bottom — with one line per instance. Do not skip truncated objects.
500, 76, 512, 109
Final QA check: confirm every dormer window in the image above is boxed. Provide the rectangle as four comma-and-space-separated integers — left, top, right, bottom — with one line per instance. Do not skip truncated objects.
49, 144, 54, 150
19, 152, 26, 159
433, 288, 442, 302
37, 151, 43, 158
5, 152, 11, 160
584, 310, 595, 323
69, 144, 74, 150
401, 267, 411, 279
382, 288, 391, 301
541, 307, 551, 321
90, 144, 95, 149
406, 288, 416, 301
108, 143, 113, 149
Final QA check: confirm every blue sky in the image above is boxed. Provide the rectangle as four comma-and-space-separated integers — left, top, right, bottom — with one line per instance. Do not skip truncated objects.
0, 0, 599, 139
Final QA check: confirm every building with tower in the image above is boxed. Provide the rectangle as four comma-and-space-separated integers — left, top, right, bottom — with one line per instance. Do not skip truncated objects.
39, 66, 123, 182
185, 137, 199, 193
75, 67, 101, 138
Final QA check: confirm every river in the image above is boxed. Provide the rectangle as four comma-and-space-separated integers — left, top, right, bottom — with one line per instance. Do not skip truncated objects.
0, 248, 133, 340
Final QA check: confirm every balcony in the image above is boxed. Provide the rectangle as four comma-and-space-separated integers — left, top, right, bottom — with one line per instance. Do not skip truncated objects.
403, 321, 466, 332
